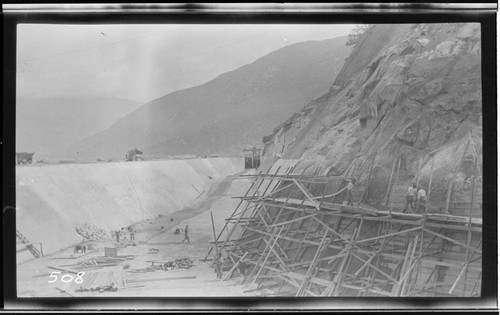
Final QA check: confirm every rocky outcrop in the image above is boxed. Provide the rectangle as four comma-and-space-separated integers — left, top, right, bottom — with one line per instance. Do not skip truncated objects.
75, 222, 111, 242
262, 23, 482, 210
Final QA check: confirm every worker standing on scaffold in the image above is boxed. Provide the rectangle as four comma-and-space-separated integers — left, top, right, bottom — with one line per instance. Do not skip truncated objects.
416, 187, 427, 213
345, 179, 355, 206
404, 184, 417, 213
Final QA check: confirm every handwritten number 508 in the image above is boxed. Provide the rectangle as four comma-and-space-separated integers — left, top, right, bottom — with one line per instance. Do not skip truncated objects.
48, 271, 85, 283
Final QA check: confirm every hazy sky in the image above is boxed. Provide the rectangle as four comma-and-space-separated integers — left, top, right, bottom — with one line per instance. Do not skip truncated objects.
17, 24, 354, 104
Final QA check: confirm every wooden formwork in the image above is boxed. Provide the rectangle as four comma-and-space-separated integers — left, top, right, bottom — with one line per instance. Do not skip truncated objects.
208, 165, 482, 297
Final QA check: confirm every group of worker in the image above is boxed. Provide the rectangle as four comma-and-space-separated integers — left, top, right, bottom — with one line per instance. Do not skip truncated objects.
113, 224, 191, 244
404, 184, 427, 213
343, 179, 428, 214
114, 226, 136, 243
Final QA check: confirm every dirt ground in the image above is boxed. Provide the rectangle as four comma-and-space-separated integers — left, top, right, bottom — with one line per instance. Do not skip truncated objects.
16, 171, 260, 298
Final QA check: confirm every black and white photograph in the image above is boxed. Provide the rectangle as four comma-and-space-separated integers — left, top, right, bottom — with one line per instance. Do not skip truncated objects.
4, 4, 495, 311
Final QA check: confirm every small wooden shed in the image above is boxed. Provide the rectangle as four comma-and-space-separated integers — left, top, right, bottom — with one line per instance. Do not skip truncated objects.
243, 146, 261, 169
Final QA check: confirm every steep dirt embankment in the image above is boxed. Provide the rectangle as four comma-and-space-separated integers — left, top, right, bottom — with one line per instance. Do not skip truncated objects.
16, 158, 243, 260
263, 23, 482, 212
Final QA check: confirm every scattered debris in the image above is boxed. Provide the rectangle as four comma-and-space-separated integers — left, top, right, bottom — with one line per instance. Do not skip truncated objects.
130, 261, 174, 273
148, 248, 160, 254
175, 257, 194, 269
74, 268, 125, 293
76, 282, 118, 293
77, 255, 134, 267
130, 257, 194, 273
75, 223, 111, 241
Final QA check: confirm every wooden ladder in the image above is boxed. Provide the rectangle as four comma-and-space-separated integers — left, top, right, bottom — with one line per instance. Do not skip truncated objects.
16, 229, 42, 258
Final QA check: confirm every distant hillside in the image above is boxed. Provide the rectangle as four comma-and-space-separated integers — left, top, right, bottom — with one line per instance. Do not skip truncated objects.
71, 36, 350, 159
16, 96, 140, 158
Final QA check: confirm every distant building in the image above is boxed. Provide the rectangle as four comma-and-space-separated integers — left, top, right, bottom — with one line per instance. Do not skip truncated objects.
243, 146, 261, 169
16, 152, 35, 165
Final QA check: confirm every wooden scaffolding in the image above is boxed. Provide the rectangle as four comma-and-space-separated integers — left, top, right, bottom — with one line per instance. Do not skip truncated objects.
207, 161, 482, 297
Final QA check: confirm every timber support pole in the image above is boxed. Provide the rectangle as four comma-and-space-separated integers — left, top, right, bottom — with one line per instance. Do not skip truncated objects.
211, 160, 482, 297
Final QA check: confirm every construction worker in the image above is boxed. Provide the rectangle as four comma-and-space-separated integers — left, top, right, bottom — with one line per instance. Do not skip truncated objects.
182, 225, 190, 243
345, 179, 355, 206
115, 230, 120, 243
404, 184, 417, 213
416, 187, 427, 213
127, 226, 134, 241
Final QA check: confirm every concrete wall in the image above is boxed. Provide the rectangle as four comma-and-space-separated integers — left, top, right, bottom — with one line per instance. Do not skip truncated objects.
16, 158, 243, 262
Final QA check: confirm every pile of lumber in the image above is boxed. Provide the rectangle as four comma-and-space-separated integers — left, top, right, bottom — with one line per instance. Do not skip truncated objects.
130, 257, 194, 273
138, 261, 176, 273
76, 255, 135, 268
175, 257, 194, 269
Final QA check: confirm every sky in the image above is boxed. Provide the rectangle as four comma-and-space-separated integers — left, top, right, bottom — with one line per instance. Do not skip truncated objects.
17, 24, 355, 104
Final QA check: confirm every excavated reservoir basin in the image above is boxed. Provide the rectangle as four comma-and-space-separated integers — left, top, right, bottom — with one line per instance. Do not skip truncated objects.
15, 157, 244, 262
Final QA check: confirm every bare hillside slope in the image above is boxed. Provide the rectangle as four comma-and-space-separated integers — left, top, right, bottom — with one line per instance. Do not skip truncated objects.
262, 23, 482, 209
71, 36, 350, 159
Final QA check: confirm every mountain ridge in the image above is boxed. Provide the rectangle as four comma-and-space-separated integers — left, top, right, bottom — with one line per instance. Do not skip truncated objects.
71, 36, 350, 159
16, 96, 141, 158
